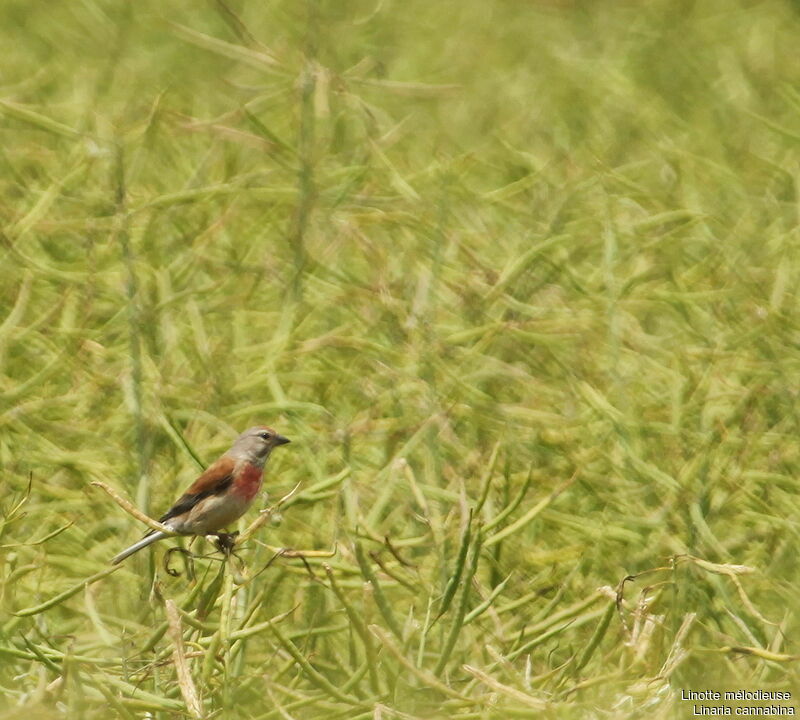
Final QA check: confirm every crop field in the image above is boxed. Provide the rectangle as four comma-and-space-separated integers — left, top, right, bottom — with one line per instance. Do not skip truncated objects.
2, 0, 800, 718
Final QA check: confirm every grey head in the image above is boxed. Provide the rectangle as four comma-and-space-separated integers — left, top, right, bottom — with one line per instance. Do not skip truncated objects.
229, 425, 291, 465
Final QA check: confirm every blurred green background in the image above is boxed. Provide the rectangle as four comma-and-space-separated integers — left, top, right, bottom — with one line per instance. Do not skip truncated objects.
2, 0, 800, 717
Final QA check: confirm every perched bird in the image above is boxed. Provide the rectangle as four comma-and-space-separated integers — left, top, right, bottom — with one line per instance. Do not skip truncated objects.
112, 426, 290, 564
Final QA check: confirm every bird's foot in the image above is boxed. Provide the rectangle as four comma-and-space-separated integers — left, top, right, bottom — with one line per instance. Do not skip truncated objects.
213, 531, 240, 556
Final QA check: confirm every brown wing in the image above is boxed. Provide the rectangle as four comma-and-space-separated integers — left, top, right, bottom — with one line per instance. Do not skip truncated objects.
158, 456, 236, 525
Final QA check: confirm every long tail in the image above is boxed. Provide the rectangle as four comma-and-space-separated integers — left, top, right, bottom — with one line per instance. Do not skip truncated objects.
111, 531, 167, 565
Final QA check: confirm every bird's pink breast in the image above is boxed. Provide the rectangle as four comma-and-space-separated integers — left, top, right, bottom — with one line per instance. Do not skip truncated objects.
233, 464, 263, 502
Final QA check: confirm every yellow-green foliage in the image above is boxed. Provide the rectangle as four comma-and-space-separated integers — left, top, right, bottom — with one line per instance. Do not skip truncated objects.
2, 0, 800, 717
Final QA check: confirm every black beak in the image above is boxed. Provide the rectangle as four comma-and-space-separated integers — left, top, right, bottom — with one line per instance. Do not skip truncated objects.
275, 435, 291, 446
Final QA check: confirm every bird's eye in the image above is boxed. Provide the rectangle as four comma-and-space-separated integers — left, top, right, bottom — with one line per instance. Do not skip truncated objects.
259, 432, 270, 440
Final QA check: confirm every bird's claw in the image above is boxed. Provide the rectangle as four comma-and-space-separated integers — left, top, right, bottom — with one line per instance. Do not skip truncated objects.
212, 531, 240, 556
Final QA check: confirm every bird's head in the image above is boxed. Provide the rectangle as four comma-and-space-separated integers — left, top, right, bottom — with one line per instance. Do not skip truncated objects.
233, 425, 291, 463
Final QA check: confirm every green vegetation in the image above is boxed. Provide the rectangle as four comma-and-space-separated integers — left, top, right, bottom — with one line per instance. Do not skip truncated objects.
2, 0, 800, 717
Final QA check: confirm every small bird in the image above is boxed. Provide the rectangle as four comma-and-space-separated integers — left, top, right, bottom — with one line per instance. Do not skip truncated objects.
112, 426, 290, 564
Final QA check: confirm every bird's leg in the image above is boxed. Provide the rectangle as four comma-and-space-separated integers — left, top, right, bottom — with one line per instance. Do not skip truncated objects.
212, 531, 240, 556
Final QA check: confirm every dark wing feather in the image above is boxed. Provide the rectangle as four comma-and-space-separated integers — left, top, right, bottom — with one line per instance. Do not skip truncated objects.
157, 456, 236, 525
